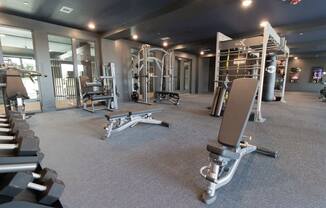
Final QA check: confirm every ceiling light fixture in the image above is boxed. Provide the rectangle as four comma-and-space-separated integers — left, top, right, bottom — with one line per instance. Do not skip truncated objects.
241, 0, 253, 8
200, 51, 205, 55
132, 34, 138, 40
299, 32, 304, 36
294, 56, 298, 60
60, 6, 74, 14
23, 1, 29, 5
163, 41, 168, 47
260, 20, 269, 28
88, 22, 96, 30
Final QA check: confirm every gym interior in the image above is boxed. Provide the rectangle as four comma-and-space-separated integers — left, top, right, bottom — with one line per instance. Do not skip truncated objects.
0, 0, 325, 207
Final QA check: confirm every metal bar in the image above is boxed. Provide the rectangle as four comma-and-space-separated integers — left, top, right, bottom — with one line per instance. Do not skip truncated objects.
28, 182, 47, 192
0, 163, 37, 173
256, 25, 269, 122
281, 53, 289, 102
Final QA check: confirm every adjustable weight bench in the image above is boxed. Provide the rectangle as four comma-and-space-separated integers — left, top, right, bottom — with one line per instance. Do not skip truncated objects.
104, 108, 169, 139
154, 91, 180, 105
200, 78, 278, 205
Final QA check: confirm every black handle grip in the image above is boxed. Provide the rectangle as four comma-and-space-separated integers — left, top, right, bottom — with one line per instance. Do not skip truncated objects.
256, 147, 279, 158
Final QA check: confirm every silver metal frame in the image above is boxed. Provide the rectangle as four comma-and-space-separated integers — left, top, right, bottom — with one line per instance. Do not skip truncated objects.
131, 45, 175, 104
214, 23, 290, 122
80, 62, 118, 113
104, 111, 167, 139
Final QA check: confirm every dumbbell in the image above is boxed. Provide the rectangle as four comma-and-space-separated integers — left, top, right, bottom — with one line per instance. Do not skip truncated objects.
0, 168, 64, 205
0, 120, 29, 135
0, 120, 33, 141
0, 111, 23, 123
0, 130, 39, 156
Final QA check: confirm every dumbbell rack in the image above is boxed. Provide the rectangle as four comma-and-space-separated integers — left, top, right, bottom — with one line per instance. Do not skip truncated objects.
0, 110, 65, 208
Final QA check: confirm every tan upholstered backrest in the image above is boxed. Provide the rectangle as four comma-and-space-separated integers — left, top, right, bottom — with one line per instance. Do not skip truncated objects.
6, 69, 29, 100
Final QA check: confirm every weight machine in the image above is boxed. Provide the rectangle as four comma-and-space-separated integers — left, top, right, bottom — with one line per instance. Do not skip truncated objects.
0, 65, 44, 119
211, 22, 290, 122
79, 62, 118, 113
130, 45, 179, 105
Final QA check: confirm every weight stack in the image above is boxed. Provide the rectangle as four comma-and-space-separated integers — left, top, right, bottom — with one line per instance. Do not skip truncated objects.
262, 55, 277, 101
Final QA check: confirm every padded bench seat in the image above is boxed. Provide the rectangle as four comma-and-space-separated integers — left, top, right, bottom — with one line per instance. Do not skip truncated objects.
90, 95, 113, 101
155, 91, 179, 97
105, 108, 162, 120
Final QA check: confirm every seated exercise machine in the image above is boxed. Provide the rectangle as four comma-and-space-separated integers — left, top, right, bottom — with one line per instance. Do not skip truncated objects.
0, 66, 45, 120
0, 69, 29, 120
79, 62, 118, 113
200, 78, 278, 205
104, 108, 169, 139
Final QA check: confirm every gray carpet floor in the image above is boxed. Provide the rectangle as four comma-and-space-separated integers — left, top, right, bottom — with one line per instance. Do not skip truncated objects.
29, 92, 326, 208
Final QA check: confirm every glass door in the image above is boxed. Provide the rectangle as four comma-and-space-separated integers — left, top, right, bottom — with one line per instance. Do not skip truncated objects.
0, 25, 41, 112
48, 35, 77, 109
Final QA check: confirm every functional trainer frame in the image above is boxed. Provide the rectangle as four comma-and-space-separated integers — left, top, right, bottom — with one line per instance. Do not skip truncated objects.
130, 45, 178, 104
200, 78, 278, 205
104, 108, 169, 139
212, 22, 290, 122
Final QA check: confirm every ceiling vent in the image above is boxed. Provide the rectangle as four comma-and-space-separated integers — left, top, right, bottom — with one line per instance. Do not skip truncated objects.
60, 6, 74, 14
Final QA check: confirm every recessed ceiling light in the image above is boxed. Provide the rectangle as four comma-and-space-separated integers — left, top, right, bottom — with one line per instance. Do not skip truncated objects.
200, 51, 205, 55
161, 37, 170, 41
294, 56, 298, 60
60, 6, 74, 14
260, 20, 268, 28
132, 34, 138, 40
242, 0, 253, 8
163, 41, 168, 47
88, 22, 96, 30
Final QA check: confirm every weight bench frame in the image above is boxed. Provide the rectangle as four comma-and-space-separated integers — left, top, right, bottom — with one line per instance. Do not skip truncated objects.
82, 95, 114, 113
104, 109, 169, 139
154, 91, 180, 105
199, 78, 278, 205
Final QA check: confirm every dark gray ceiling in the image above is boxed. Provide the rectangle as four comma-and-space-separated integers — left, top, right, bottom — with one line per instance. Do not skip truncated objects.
0, 0, 326, 56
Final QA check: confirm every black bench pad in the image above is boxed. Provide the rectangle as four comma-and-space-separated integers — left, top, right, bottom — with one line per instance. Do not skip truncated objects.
207, 143, 240, 160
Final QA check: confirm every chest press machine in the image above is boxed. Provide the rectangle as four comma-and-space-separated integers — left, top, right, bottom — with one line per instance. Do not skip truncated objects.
79, 63, 118, 113
104, 108, 169, 139
200, 78, 278, 205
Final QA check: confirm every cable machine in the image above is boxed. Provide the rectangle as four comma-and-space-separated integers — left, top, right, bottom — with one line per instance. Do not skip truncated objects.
211, 22, 290, 122
130, 44, 179, 105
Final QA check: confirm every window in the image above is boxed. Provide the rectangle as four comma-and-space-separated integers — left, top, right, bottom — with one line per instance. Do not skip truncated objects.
0, 25, 41, 112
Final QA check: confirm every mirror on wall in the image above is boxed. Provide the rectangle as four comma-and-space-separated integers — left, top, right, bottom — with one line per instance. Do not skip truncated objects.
0, 25, 41, 112
174, 57, 192, 93
48, 35, 77, 109
76, 40, 97, 80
